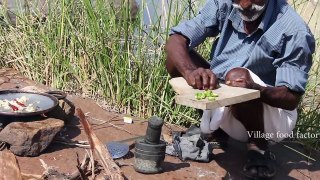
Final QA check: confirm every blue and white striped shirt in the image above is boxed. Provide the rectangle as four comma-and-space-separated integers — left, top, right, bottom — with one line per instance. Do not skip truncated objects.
170, 0, 315, 93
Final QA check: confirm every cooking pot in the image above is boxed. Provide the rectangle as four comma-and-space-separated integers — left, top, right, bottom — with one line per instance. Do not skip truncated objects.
0, 90, 66, 117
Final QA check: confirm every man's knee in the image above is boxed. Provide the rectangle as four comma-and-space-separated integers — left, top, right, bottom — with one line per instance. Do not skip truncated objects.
225, 67, 252, 82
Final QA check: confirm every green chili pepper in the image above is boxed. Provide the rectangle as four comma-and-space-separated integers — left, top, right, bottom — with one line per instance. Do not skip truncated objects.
194, 90, 219, 101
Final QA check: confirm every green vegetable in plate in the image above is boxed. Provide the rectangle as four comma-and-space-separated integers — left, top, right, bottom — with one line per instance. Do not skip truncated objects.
195, 90, 219, 101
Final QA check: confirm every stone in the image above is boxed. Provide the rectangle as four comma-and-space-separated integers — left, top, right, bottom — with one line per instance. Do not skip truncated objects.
0, 118, 64, 156
20, 85, 48, 92
46, 98, 75, 122
0, 77, 9, 85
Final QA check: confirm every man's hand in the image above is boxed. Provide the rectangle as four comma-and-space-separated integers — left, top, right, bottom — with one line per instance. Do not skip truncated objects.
224, 68, 259, 90
165, 34, 216, 90
185, 68, 218, 90
225, 68, 301, 110
225, 78, 258, 90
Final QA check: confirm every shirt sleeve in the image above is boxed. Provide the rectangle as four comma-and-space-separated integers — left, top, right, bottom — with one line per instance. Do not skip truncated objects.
170, 0, 222, 49
273, 31, 315, 93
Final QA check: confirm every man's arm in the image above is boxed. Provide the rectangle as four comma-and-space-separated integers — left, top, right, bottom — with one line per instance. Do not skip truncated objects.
165, 34, 197, 78
226, 68, 302, 110
233, 29, 314, 110
226, 72, 301, 110
165, 0, 227, 89
165, 34, 218, 90
266, 31, 314, 110
254, 85, 301, 110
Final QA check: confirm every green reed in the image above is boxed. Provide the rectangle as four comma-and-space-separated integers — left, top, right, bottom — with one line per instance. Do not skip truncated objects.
0, 0, 201, 126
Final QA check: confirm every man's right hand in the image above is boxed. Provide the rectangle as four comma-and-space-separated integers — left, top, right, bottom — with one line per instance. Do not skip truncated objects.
165, 34, 218, 90
185, 67, 218, 90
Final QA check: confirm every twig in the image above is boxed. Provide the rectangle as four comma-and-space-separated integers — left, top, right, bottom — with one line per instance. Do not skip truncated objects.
55, 138, 88, 144
108, 122, 134, 135
77, 108, 124, 180
85, 112, 120, 125
53, 139, 90, 148
116, 161, 134, 167
0, 141, 7, 151
70, 152, 90, 180
40, 159, 49, 170
70, 149, 102, 179
90, 150, 95, 179
270, 140, 316, 162
84, 112, 138, 135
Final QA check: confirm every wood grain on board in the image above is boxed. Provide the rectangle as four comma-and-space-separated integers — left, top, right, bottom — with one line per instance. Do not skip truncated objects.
169, 77, 260, 110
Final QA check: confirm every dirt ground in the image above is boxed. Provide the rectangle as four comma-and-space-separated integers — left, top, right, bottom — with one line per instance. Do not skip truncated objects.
1, 68, 320, 179
13, 95, 320, 180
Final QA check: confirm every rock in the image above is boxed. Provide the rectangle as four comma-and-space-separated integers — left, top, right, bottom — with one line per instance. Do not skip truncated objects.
0, 118, 64, 156
0, 77, 9, 85
20, 85, 48, 93
46, 98, 75, 122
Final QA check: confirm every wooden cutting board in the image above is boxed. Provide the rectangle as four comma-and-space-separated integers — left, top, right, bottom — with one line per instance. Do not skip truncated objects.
169, 77, 260, 110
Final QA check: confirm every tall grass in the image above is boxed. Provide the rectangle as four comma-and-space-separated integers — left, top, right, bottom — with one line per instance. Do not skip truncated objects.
0, 0, 201, 126
0, 0, 319, 148
291, 0, 320, 150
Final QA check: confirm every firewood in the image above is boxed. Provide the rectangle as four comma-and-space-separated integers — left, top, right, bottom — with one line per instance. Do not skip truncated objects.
76, 108, 124, 180
69, 152, 90, 180
0, 150, 22, 180
21, 173, 42, 180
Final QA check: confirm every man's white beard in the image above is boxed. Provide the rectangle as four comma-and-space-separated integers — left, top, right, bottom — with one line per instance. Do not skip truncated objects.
232, 1, 268, 22
239, 10, 264, 22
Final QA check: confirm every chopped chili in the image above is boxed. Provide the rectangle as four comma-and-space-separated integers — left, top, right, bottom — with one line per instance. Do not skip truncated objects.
15, 99, 26, 107
8, 103, 19, 111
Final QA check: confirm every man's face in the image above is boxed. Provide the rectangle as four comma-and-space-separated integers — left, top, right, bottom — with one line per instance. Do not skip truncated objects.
232, 0, 268, 22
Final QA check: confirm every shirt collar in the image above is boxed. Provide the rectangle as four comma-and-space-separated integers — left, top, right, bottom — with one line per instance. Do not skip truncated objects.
228, 0, 275, 33
259, 0, 274, 32
229, 5, 244, 33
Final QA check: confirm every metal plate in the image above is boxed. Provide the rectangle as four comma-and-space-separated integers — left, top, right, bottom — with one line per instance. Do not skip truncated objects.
106, 142, 129, 159
0, 90, 59, 116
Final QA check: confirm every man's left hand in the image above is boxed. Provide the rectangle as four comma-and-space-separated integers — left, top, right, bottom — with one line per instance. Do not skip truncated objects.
226, 78, 259, 90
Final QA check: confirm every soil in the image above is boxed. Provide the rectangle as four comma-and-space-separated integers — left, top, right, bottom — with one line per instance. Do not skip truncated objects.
14, 95, 320, 179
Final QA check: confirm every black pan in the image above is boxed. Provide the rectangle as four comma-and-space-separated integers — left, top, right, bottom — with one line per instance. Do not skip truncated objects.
0, 90, 66, 116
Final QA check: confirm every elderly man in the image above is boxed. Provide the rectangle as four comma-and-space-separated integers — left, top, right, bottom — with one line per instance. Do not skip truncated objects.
165, 0, 315, 178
